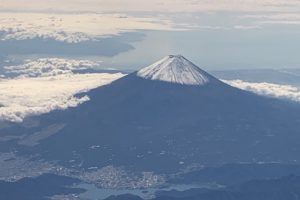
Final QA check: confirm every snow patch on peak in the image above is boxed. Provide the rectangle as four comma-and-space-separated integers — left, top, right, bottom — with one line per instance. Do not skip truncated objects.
137, 55, 209, 85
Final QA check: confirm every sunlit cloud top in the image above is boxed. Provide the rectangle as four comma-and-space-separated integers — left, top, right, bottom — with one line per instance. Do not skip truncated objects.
1, 0, 300, 12
0, 58, 125, 122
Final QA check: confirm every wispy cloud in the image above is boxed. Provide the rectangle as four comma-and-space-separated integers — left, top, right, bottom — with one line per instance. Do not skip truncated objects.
224, 79, 300, 102
243, 13, 300, 25
1, 2, 300, 44
4, 58, 102, 77
1, 0, 300, 39
0, 12, 176, 43
1, 0, 300, 12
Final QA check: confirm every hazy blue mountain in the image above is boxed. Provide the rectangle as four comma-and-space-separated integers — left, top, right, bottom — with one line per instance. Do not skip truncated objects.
5, 55, 300, 174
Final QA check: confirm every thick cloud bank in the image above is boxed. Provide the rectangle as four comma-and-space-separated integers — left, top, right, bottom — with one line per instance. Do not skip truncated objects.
0, 73, 123, 122
224, 79, 300, 102
2, 0, 300, 13
0, 58, 124, 122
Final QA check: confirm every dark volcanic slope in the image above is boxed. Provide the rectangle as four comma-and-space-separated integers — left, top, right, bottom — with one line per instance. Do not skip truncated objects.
9, 56, 300, 173
0, 174, 84, 200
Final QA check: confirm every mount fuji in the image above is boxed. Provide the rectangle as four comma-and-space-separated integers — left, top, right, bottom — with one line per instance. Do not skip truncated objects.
137, 55, 210, 85
5, 55, 300, 173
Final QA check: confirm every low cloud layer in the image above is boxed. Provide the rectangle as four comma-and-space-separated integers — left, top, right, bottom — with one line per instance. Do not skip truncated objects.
224, 79, 300, 102
4, 58, 102, 77
2, 0, 300, 13
0, 13, 175, 43
0, 73, 123, 122
0, 58, 124, 122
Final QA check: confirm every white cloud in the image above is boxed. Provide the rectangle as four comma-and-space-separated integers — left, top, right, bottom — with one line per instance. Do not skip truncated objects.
0, 73, 124, 122
4, 58, 102, 77
224, 79, 300, 102
1, 0, 300, 13
0, 58, 124, 122
1, 0, 300, 38
0, 12, 176, 43
243, 13, 300, 25
233, 25, 261, 30
0, 2, 299, 44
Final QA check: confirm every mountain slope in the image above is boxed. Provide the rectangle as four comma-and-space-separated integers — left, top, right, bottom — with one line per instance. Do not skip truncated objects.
9, 55, 300, 173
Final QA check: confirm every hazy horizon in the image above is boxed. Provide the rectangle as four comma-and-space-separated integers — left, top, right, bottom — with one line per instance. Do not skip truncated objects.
1, 0, 300, 70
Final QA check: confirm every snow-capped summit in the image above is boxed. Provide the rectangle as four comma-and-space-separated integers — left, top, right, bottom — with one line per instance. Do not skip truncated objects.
15, 53, 300, 174
137, 55, 210, 85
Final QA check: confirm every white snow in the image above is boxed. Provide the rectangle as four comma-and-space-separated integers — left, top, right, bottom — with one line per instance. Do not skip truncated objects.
137, 55, 209, 85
